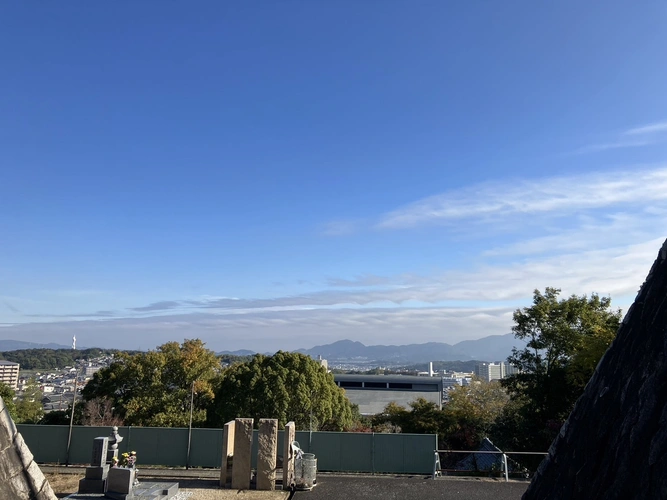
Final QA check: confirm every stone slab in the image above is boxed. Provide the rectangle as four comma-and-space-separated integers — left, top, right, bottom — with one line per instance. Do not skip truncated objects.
0, 397, 57, 500
283, 422, 295, 491
85, 465, 110, 480
92, 438, 109, 467
78, 478, 106, 494
107, 467, 135, 495
257, 419, 278, 490
231, 418, 254, 490
219, 419, 235, 487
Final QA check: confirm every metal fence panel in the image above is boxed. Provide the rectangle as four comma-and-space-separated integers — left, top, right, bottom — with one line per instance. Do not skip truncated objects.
17, 425, 69, 464
373, 433, 405, 473
17, 424, 436, 474
123, 427, 189, 467
401, 433, 437, 474
189, 428, 223, 468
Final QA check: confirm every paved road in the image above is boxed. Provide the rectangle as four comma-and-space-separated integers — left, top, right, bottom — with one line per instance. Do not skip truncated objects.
294, 475, 529, 500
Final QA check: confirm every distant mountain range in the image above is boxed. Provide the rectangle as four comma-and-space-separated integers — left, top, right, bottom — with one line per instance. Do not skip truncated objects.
219, 334, 522, 363
0, 340, 72, 351
295, 334, 522, 363
0, 334, 522, 363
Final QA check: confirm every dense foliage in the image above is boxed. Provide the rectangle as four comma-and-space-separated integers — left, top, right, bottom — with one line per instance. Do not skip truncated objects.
208, 351, 355, 430
15, 378, 44, 424
1, 379, 45, 424
373, 380, 509, 450
82, 339, 220, 427
493, 287, 621, 452
0, 348, 132, 370
0, 382, 17, 420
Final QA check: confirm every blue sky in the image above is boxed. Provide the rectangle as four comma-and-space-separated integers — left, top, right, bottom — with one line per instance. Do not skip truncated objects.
1, 2, 667, 352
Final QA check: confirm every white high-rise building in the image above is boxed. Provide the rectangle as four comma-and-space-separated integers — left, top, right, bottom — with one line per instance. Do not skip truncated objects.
474, 362, 520, 381
474, 362, 504, 381
0, 360, 20, 390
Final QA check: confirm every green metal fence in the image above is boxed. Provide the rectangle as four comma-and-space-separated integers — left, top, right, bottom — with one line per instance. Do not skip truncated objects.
17, 425, 436, 474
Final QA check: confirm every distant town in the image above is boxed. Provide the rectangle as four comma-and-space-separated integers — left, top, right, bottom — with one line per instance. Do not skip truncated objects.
0, 340, 519, 418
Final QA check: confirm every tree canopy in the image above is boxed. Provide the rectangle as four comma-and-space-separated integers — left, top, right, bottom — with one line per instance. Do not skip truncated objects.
0, 382, 17, 421
15, 378, 43, 424
495, 287, 621, 452
82, 339, 220, 427
208, 351, 355, 430
372, 380, 509, 450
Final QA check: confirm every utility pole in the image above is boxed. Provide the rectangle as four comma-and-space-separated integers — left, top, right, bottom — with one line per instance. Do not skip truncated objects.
186, 381, 195, 469
65, 366, 80, 466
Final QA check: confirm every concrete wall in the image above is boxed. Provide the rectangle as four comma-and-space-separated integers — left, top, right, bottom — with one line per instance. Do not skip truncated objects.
17, 425, 436, 474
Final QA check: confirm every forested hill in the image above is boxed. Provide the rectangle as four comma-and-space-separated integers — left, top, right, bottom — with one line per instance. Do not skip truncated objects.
0, 348, 129, 370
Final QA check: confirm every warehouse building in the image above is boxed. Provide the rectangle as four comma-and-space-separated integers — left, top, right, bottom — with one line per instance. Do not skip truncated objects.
334, 374, 443, 415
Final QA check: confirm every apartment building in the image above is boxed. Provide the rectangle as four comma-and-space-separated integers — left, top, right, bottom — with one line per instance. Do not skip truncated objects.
0, 360, 20, 390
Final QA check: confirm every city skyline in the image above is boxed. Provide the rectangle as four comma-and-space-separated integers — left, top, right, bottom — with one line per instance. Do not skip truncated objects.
2, 2, 667, 351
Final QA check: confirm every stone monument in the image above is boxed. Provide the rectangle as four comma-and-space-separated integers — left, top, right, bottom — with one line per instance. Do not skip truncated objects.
107, 426, 123, 463
257, 419, 278, 490
523, 238, 667, 499
231, 418, 254, 490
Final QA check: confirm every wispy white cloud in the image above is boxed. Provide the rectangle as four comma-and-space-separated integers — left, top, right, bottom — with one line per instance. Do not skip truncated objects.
577, 120, 667, 153
376, 166, 667, 229
320, 219, 364, 236
624, 121, 667, 136
575, 139, 654, 154
0, 306, 518, 351
5, 160, 666, 352
17, 235, 659, 325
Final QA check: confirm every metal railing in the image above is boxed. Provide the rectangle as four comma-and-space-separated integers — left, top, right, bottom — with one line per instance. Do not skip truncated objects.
433, 449, 548, 481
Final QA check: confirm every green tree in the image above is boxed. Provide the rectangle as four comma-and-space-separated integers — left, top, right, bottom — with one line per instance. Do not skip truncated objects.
15, 378, 43, 424
443, 379, 509, 449
496, 287, 621, 451
372, 398, 453, 444
82, 339, 220, 427
208, 351, 355, 430
0, 382, 17, 421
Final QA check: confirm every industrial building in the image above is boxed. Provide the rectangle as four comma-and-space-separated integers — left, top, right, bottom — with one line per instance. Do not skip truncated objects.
334, 374, 443, 415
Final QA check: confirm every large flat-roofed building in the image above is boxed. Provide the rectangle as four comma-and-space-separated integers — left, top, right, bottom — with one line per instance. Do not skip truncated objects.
334, 374, 443, 415
0, 360, 20, 390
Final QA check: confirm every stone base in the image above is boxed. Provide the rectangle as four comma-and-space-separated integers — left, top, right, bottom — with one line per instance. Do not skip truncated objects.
67, 482, 179, 500
78, 478, 106, 494
86, 465, 110, 481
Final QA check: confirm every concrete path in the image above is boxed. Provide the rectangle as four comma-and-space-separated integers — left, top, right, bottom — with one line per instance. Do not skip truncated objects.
294, 475, 529, 500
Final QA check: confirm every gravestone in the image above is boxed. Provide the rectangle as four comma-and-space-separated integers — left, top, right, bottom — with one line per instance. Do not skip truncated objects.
257, 419, 278, 490
523, 238, 667, 499
78, 437, 110, 493
105, 467, 135, 500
